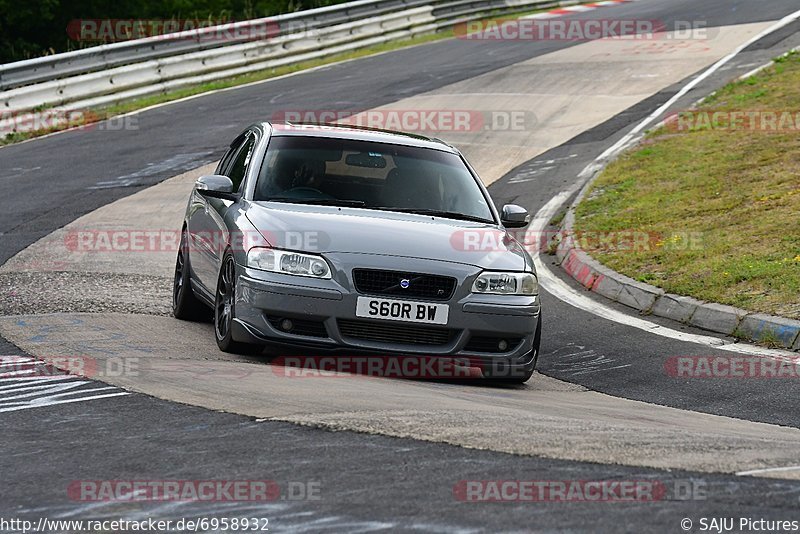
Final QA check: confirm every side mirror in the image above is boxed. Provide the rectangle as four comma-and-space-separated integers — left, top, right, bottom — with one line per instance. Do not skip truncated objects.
195, 175, 237, 201
500, 204, 530, 228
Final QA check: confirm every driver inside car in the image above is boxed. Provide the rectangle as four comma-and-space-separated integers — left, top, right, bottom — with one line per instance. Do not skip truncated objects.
267, 156, 333, 199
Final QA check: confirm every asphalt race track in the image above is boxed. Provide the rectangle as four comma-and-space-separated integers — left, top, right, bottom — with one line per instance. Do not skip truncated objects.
2, 0, 800, 531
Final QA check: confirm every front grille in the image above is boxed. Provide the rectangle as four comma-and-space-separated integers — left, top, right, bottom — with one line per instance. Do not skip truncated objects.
338, 319, 456, 346
464, 336, 523, 353
352, 269, 456, 301
267, 315, 328, 338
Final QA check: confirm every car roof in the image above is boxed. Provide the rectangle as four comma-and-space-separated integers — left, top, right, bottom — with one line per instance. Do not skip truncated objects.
259, 121, 459, 153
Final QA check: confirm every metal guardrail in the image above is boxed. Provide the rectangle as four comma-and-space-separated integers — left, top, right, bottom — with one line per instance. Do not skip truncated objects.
0, 0, 572, 122
0, 0, 427, 91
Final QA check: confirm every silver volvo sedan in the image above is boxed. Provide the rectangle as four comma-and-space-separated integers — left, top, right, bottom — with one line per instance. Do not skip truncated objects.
173, 122, 541, 383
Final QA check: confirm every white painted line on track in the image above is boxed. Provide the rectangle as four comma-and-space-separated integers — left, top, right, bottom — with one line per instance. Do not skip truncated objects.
737, 49, 797, 81
737, 465, 800, 477
1, 369, 36, 377
0, 376, 74, 383
1, 385, 117, 402
597, 7, 800, 162
0, 392, 130, 413
0, 380, 90, 396
0, 357, 36, 366
0, 356, 130, 413
529, 8, 800, 359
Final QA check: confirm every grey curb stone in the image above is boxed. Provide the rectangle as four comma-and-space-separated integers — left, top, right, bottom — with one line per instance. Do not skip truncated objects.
738, 314, 800, 348
651, 294, 703, 324
591, 269, 624, 302
550, 160, 800, 349
688, 303, 747, 336
555, 241, 570, 263
613, 276, 664, 313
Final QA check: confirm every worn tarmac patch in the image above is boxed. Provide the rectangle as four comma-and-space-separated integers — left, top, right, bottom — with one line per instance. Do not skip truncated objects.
1, 272, 172, 315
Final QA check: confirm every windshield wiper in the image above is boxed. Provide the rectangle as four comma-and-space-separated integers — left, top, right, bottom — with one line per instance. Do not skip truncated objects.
266, 198, 366, 207
372, 207, 493, 224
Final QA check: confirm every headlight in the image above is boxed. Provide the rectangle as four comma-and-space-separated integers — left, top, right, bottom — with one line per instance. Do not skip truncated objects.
247, 247, 331, 279
472, 272, 538, 295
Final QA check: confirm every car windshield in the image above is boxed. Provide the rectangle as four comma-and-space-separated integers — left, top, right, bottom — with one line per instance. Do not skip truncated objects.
254, 135, 495, 223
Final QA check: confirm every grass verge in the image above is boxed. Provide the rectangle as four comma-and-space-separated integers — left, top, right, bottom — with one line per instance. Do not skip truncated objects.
572, 51, 800, 321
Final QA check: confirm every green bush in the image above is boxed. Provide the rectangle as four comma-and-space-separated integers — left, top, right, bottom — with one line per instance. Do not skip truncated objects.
0, 0, 351, 63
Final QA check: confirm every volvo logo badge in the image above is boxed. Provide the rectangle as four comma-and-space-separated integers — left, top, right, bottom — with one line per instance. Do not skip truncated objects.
400, 279, 410, 289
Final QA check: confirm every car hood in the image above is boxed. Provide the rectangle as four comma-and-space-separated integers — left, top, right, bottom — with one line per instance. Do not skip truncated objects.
246, 202, 530, 271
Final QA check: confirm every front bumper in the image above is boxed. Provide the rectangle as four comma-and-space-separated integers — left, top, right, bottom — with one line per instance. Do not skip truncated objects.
232, 255, 541, 374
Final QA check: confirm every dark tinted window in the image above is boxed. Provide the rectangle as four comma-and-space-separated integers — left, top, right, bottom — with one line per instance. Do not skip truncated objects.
216, 133, 247, 176
254, 136, 493, 222
226, 133, 256, 192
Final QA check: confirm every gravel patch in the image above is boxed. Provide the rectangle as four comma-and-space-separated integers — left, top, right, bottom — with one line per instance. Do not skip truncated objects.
0, 271, 173, 316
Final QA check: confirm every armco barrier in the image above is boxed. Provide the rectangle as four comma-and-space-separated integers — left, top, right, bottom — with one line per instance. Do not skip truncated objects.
0, 0, 576, 128
0, 0, 425, 90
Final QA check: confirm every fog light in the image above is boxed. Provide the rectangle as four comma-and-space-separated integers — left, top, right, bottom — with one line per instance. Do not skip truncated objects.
498, 339, 509, 351
281, 319, 294, 332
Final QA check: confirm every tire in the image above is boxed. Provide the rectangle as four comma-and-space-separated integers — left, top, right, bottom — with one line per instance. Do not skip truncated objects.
173, 228, 208, 321
214, 252, 261, 354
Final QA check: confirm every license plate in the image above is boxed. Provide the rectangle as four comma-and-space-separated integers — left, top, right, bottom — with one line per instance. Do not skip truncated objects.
355, 297, 449, 325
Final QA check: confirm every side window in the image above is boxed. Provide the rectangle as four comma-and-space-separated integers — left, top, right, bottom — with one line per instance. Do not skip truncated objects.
216, 133, 247, 176
226, 133, 257, 193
